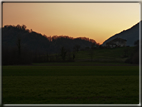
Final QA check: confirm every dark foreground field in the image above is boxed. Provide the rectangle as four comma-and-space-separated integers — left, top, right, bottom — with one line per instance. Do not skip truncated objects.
2, 63, 139, 104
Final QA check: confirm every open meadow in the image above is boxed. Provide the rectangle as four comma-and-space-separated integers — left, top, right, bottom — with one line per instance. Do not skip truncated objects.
75, 47, 135, 62
2, 63, 139, 104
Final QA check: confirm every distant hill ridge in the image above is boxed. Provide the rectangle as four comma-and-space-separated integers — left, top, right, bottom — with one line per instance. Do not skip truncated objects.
102, 21, 141, 46
2, 25, 97, 54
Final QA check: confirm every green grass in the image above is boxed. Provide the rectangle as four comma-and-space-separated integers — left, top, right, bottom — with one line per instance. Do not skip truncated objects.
32, 62, 133, 66
75, 47, 134, 62
35, 47, 135, 63
2, 65, 139, 104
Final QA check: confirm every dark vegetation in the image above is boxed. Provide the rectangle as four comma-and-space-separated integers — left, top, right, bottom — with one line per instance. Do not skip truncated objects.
2, 25, 98, 65
124, 40, 139, 64
2, 25, 139, 104
2, 25, 139, 65
3, 66, 139, 104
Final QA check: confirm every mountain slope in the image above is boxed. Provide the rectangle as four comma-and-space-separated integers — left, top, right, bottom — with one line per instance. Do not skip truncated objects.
102, 21, 141, 46
2, 25, 96, 54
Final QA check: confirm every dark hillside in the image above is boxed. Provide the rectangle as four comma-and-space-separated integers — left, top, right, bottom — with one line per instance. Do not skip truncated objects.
102, 21, 141, 46
2, 25, 97, 65
2, 25, 97, 54
2, 25, 50, 54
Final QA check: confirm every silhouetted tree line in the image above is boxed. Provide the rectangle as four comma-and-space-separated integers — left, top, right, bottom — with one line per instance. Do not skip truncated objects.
2, 45, 32, 65
2, 25, 98, 65
125, 40, 139, 64
32, 46, 75, 63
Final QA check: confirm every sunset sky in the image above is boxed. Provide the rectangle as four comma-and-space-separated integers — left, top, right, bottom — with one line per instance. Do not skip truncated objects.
2, 2, 140, 44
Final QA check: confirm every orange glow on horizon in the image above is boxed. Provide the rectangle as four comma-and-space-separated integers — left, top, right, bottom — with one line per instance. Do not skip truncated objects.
3, 3, 140, 44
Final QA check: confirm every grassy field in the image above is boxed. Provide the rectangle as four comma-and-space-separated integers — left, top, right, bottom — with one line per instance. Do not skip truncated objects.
75, 47, 134, 62
36, 47, 135, 63
2, 64, 139, 104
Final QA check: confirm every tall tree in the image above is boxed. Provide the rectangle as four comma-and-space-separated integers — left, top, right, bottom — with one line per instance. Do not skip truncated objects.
61, 46, 67, 61
17, 37, 21, 58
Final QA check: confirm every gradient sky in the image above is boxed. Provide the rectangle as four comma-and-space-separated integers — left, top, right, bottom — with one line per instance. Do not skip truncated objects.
3, 2, 140, 44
